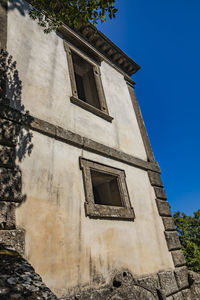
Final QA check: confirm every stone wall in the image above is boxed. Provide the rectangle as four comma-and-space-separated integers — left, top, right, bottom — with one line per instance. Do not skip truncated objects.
0, 251, 58, 300
0, 48, 33, 255
61, 268, 193, 300
0, 112, 25, 255
1, 255, 200, 300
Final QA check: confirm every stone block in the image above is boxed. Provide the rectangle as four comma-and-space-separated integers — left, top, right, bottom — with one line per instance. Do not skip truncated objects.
108, 147, 125, 160
156, 199, 171, 216
188, 270, 200, 283
0, 168, 22, 202
106, 147, 159, 172
166, 292, 183, 300
164, 231, 181, 251
137, 273, 161, 290
0, 118, 20, 145
0, 201, 15, 229
171, 250, 186, 267
188, 271, 200, 299
154, 187, 167, 200
158, 271, 178, 296
57, 126, 83, 147
0, 145, 15, 167
162, 217, 176, 231
0, 229, 25, 255
172, 292, 184, 300
174, 267, 189, 289
181, 289, 192, 300
83, 138, 109, 156
148, 171, 163, 187
30, 117, 56, 138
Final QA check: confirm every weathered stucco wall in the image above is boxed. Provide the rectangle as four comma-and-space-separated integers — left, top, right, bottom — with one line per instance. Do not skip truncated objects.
7, 0, 147, 161
16, 130, 174, 297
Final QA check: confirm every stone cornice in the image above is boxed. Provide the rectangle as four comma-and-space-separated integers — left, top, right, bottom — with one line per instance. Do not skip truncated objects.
0, 105, 161, 173
58, 24, 139, 81
76, 24, 140, 76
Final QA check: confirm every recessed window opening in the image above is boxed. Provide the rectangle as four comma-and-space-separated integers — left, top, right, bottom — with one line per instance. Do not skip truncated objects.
80, 157, 134, 220
71, 51, 101, 109
91, 170, 123, 207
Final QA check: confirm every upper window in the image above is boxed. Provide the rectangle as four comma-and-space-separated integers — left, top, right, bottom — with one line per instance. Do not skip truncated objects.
80, 158, 135, 221
71, 51, 100, 109
64, 42, 113, 122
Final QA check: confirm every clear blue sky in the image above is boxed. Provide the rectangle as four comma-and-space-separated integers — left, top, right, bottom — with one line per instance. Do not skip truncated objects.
98, 0, 200, 215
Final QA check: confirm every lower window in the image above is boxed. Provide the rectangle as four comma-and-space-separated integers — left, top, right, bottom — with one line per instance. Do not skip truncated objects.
80, 158, 135, 220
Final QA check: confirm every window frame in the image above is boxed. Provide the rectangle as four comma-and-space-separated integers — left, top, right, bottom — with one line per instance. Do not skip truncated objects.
80, 157, 135, 221
64, 42, 113, 122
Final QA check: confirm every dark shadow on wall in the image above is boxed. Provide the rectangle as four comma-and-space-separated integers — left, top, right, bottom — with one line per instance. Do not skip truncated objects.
0, 49, 33, 161
0, 49, 33, 242
7, 0, 30, 16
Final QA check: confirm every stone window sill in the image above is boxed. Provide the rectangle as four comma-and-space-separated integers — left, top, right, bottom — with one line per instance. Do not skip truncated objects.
70, 96, 113, 123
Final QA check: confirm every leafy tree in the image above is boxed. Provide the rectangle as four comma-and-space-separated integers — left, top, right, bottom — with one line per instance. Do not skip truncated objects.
173, 210, 200, 273
29, 0, 118, 33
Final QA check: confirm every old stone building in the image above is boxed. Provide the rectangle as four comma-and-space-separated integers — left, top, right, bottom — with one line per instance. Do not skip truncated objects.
0, 1, 200, 299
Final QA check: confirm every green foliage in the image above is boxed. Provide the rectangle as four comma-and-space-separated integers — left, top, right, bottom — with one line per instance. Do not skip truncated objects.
29, 0, 117, 33
173, 210, 200, 273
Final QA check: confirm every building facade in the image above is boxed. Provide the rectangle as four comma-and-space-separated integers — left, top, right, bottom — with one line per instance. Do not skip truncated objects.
0, 1, 195, 299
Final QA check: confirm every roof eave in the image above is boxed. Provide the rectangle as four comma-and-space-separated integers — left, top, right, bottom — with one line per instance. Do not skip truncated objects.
76, 24, 140, 76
